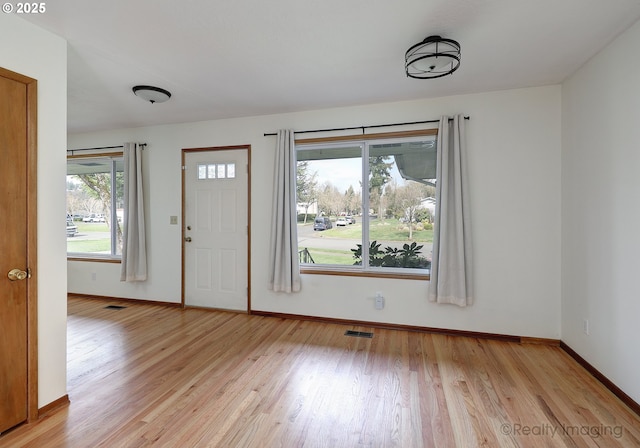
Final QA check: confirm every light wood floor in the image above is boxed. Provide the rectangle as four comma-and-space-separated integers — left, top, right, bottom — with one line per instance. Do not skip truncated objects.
1, 297, 639, 447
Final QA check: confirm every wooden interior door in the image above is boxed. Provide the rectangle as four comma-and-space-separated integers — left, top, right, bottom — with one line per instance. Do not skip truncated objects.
0, 67, 37, 433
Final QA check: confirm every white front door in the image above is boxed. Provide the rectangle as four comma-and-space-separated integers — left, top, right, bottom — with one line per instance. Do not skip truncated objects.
183, 148, 249, 311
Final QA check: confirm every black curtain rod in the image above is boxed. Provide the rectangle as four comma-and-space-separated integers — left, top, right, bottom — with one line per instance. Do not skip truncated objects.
263, 116, 469, 137
67, 143, 147, 153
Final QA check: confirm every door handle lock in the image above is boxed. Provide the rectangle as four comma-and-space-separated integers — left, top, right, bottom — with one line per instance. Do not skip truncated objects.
184, 237, 192, 242
8, 268, 29, 281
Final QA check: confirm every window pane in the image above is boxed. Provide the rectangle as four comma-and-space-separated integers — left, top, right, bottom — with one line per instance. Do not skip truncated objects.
198, 164, 207, 180
227, 163, 236, 178
207, 164, 216, 179
114, 162, 124, 256
367, 139, 435, 270
296, 144, 363, 266
66, 156, 124, 257
217, 164, 226, 179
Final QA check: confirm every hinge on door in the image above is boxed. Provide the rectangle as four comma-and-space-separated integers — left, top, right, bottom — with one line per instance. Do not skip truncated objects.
182, 165, 186, 170
27, 268, 32, 278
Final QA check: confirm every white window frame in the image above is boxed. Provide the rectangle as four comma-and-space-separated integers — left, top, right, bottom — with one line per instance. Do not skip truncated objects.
295, 130, 437, 279
66, 153, 124, 261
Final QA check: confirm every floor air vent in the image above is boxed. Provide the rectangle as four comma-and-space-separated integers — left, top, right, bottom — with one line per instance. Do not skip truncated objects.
344, 330, 373, 338
104, 305, 127, 310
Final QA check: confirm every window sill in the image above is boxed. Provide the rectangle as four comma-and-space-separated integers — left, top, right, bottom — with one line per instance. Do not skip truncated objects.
67, 256, 121, 264
300, 267, 429, 281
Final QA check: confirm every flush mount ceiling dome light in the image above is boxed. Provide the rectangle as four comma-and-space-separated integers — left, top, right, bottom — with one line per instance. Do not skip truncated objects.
405, 35, 461, 79
132, 85, 172, 104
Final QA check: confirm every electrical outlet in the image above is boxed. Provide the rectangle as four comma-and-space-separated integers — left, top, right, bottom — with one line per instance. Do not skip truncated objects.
170, 215, 178, 225
583, 319, 590, 335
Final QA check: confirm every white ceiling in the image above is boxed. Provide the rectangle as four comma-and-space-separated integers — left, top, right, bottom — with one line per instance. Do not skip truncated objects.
21, 0, 640, 134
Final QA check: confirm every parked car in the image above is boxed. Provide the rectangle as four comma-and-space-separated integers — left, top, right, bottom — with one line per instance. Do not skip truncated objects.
313, 217, 332, 231
336, 217, 348, 226
66, 219, 78, 237
83, 213, 105, 223
346, 215, 356, 224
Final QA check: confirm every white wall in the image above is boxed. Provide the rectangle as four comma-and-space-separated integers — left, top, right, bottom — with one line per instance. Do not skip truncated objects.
69, 85, 562, 339
562, 20, 640, 403
1, 15, 68, 407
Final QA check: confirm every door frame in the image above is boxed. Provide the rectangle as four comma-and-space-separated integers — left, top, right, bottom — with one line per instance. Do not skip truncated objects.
181, 145, 251, 313
0, 66, 38, 422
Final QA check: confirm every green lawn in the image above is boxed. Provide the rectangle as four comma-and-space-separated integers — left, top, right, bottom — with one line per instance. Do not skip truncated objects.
76, 222, 110, 232
301, 247, 354, 265
302, 218, 433, 243
67, 238, 111, 253
67, 222, 111, 253
298, 218, 433, 266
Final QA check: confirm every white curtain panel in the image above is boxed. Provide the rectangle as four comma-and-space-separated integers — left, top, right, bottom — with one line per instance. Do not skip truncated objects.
268, 130, 302, 292
120, 142, 147, 282
428, 115, 473, 306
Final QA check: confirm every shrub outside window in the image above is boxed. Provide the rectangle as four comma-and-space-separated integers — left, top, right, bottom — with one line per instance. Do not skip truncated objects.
296, 133, 436, 276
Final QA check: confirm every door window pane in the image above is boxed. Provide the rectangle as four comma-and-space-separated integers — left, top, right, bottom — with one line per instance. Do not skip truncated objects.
197, 163, 237, 180
198, 164, 207, 180
226, 163, 236, 178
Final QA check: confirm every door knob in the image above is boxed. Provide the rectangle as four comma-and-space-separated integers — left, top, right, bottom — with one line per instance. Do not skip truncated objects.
184, 237, 192, 242
8, 268, 29, 281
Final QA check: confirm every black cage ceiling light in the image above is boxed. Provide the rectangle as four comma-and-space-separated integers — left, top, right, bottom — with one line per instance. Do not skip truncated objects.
405, 35, 461, 79
132, 85, 172, 104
